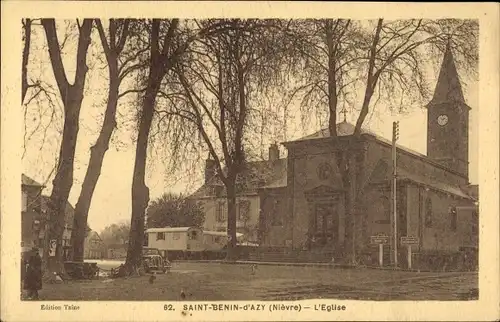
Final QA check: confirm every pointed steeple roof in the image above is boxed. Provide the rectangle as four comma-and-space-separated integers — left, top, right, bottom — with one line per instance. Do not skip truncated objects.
427, 42, 469, 108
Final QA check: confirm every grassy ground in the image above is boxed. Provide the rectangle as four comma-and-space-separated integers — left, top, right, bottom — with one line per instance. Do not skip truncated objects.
27, 261, 478, 301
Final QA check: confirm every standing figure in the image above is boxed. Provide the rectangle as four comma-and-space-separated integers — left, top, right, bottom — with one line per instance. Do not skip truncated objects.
251, 264, 258, 275
23, 247, 42, 300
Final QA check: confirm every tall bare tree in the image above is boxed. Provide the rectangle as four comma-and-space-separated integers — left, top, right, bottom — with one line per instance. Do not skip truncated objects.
282, 19, 361, 131
124, 19, 177, 272
287, 18, 478, 264
70, 19, 138, 262
159, 19, 290, 258
124, 19, 218, 271
40, 19, 93, 273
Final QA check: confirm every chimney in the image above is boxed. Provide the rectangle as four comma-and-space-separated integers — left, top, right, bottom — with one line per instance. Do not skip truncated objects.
205, 154, 217, 184
269, 143, 279, 162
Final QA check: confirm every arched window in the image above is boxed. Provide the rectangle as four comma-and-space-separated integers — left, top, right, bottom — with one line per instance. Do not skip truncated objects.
425, 198, 432, 228
373, 196, 390, 224
216, 201, 226, 222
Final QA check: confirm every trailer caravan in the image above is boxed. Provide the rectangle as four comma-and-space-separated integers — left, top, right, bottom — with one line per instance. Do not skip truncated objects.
146, 227, 204, 259
145, 227, 248, 260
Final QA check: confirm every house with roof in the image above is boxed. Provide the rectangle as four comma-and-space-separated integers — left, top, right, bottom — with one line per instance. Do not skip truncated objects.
191, 45, 478, 268
40, 195, 75, 261
21, 174, 78, 260
21, 174, 45, 252
190, 145, 286, 243
84, 230, 106, 259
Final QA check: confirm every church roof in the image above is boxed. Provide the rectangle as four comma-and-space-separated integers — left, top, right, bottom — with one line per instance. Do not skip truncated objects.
289, 121, 427, 159
293, 121, 364, 141
427, 42, 468, 107
397, 168, 473, 200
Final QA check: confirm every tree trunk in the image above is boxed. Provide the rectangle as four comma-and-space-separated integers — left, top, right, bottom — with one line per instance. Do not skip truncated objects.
71, 62, 120, 262
22, 19, 32, 104
124, 75, 160, 272
225, 181, 238, 260
41, 19, 93, 275
325, 19, 338, 136
334, 148, 356, 265
346, 152, 358, 264
335, 143, 364, 265
354, 19, 383, 136
45, 94, 82, 274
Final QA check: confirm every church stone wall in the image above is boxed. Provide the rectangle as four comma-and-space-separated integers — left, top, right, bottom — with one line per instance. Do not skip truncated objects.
283, 134, 474, 259
405, 184, 421, 247
360, 138, 476, 268
288, 144, 346, 249
405, 182, 476, 253
359, 185, 392, 242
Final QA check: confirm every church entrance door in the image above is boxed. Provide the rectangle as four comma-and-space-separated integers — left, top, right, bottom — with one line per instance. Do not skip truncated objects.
311, 203, 339, 249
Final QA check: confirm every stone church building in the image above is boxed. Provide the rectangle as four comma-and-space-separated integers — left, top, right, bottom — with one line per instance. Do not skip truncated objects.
192, 45, 478, 269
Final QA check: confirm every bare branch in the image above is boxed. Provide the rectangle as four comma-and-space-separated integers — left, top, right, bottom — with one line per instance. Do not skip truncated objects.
117, 88, 147, 100
95, 19, 112, 59
22, 18, 32, 104
116, 19, 131, 52
161, 19, 179, 57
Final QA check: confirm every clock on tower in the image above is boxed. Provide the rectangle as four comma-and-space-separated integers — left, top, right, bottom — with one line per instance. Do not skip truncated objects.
437, 114, 448, 126
426, 43, 470, 180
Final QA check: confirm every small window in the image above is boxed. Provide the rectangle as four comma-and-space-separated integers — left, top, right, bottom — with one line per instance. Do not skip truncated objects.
425, 198, 432, 228
450, 206, 457, 231
156, 232, 165, 240
216, 202, 226, 222
189, 231, 198, 240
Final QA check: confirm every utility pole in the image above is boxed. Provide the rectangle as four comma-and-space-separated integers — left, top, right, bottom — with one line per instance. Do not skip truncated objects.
391, 121, 399, 267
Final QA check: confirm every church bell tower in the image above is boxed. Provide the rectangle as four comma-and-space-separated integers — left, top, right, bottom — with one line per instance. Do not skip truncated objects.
426, 42, 470, 180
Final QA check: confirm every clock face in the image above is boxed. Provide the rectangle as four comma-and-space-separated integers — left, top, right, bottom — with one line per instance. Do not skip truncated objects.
437, 114, 448, 126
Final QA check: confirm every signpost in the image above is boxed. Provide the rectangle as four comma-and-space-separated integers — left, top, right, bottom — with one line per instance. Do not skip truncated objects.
391, 121, 399, 267
371, 234, 389, 267
401, 236, 419, 269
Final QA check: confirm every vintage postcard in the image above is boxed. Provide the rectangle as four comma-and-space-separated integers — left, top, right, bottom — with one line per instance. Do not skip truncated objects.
1, 1, 499, 321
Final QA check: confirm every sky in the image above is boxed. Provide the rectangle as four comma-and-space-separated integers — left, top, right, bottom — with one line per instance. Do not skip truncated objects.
21, 20, 479, 233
